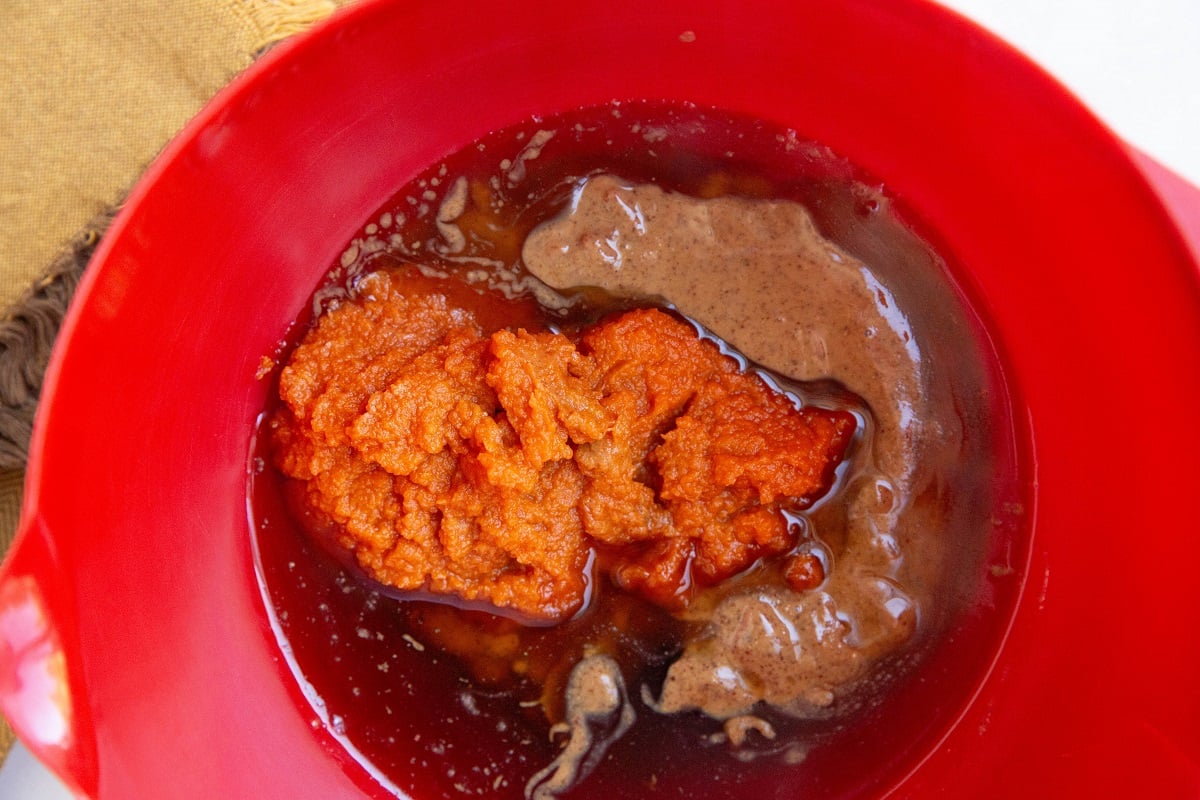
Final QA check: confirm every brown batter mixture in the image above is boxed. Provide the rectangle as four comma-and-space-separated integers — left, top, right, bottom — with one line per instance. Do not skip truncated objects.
522, 174, 963, 723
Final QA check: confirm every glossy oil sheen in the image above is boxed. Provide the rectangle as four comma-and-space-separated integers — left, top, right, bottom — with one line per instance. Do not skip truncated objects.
0, 0, 1198, 798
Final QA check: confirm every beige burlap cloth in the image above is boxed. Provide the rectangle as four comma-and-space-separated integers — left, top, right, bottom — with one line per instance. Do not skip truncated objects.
0, 0, 358, 764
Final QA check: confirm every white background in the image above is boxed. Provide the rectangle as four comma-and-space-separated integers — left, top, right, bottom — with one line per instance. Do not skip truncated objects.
1, 0, 1196, 796
936, 0, 1200, 186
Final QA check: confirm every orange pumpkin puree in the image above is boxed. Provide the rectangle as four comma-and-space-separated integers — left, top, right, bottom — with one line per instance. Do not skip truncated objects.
271, 269, 855, 624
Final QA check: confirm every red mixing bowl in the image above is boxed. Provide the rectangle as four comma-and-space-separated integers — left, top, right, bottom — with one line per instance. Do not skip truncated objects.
2, 0, 1198, 797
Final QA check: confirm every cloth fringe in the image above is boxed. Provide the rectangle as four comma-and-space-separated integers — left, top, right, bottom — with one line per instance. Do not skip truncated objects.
0, 206, 118, 470
235, 0, 339, 52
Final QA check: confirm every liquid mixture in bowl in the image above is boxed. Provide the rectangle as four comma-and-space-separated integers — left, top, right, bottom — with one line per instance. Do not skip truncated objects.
249, 102, 1027, 799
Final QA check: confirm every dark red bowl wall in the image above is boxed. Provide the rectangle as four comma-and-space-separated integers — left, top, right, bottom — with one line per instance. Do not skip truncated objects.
2, 0, 1198, 798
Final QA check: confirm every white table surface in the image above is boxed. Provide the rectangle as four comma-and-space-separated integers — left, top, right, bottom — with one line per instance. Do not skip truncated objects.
3, 0, 1197, 796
